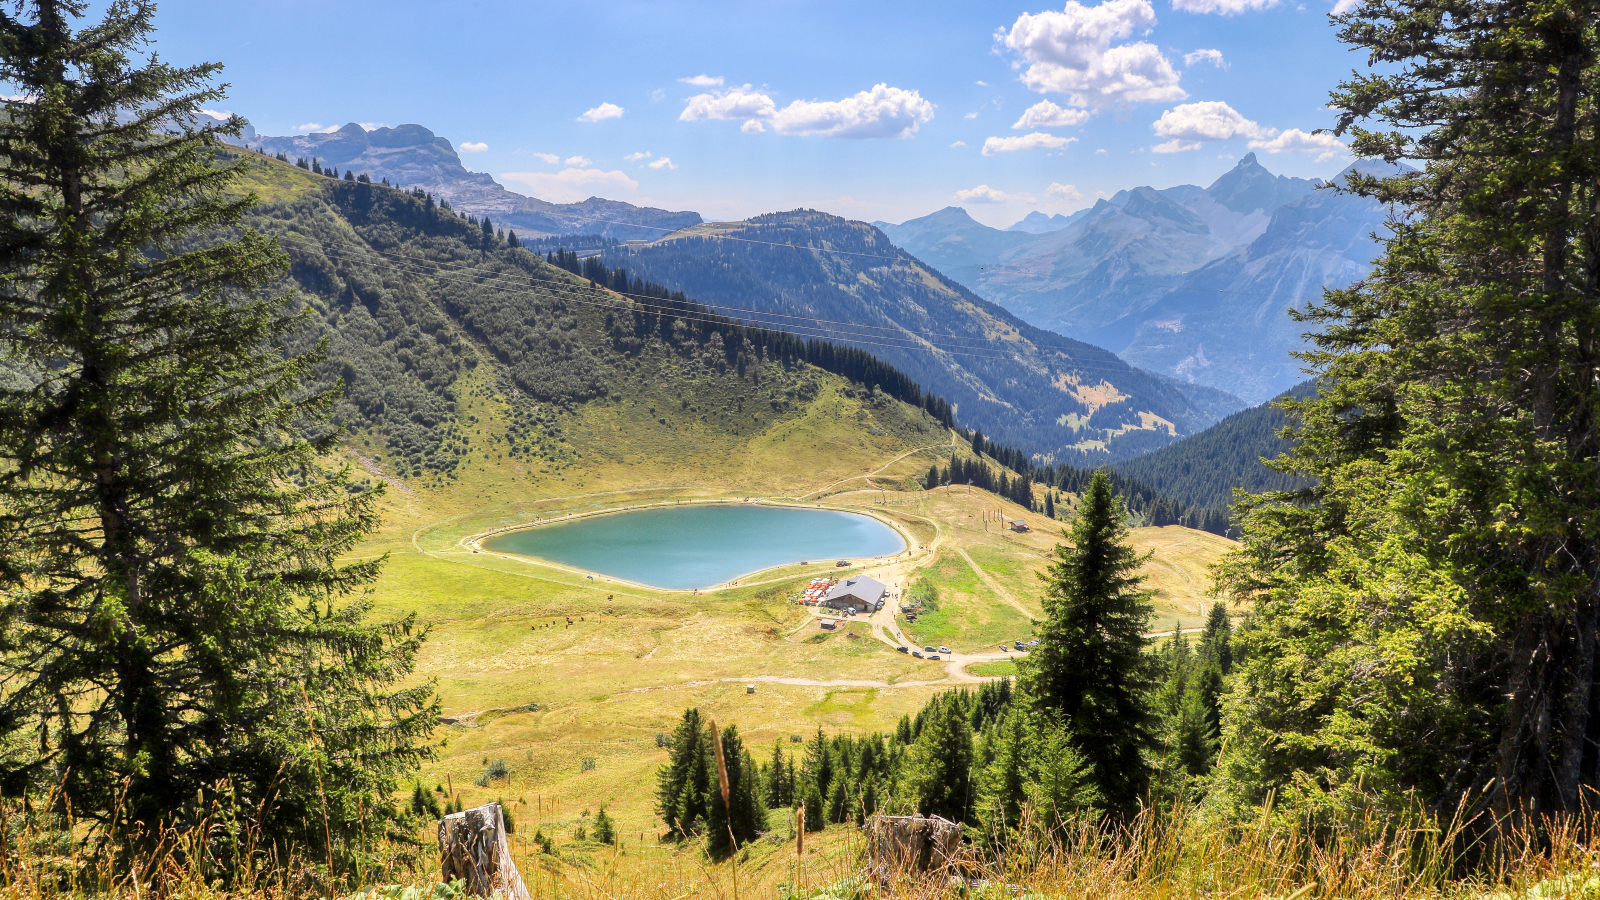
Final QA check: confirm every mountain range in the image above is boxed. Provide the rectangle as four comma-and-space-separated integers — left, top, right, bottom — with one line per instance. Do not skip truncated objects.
599, 210, 1245, 464
879, 154, 1399, 403
233, 122, 700, 241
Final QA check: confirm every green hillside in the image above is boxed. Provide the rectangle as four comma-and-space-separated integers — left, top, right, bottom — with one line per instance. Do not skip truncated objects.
1110, 380, 1317, 512
600, 210, 1246, 464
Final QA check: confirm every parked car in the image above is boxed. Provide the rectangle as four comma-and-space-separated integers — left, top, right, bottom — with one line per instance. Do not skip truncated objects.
924, 646, 936, 652
1027, 639, 1039, 647
897, 645, 908, 653
1014, 641, 1025, 650
912, 650, 924, 658
836, 560, 851, 567
999, 644, 1009, 652
929, 654, 941, 661
938, 646, 951, 654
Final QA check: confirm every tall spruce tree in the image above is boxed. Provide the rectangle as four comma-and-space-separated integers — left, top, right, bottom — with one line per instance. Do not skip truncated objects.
0, 0, 436, 862
1019, 470, 1156, 814
1215, 0, 1600, 822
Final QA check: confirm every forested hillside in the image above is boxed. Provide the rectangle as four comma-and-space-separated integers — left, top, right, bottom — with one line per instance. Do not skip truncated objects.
228, 156, 961, 484
602, 210, 1244, 464
1111, 381, 1316, 511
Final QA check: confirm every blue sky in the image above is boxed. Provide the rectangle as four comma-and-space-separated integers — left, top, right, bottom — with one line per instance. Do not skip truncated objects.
150, 0, 1367, 226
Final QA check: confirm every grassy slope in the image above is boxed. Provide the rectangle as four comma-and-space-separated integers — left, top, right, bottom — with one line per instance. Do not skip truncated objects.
228, 154, 1237, 852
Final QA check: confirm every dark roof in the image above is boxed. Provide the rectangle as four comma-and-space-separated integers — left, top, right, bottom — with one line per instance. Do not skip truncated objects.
824, 576, 886, 606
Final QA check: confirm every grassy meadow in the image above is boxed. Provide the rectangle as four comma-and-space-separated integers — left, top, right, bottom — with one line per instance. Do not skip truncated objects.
336, 370, 1237, 853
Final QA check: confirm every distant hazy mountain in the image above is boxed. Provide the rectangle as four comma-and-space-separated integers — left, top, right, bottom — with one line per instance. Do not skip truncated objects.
236, 122, 701, 241
602, 209, 1247, 464
1005, 210, 1082, 234
875, 153, 1394, 403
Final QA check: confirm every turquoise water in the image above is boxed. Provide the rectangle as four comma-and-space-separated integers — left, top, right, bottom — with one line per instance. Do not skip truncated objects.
480, 504, 905, 590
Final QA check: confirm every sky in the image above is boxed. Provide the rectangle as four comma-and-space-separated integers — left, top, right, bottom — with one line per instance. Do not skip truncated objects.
145, 0, 1369, 227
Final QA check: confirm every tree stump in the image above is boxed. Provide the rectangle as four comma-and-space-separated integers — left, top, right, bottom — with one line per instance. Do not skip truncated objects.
438, 802, 531, 900
865, 814, 961, 884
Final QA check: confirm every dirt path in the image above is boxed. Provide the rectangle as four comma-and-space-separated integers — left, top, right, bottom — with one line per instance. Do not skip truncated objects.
795, 440, 949, 501
955, 547, 1035, 620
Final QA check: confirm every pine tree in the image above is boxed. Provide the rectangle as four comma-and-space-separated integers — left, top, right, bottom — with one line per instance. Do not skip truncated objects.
1215, 0, 1600, 820
1019, 470, 1156, 814
766, 741, 788, 807
0, 0, 436, 862
593, 804, 615, 845
904, 693, 975, 822
656, 708, 706, 837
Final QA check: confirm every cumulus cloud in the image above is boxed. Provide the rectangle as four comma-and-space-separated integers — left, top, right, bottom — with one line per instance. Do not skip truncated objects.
976, 80, 990, 86
294, 123, 324, 132
577, 103, 625, 122
500, 167, 639, 204
679, 74, 724, 86
997, 0, 1185, 109
1249, 128, 1349, 161
955, 185, 1015, 203
1184, 48, 1227, 67
965, 111, 979, 119
565, 155, 592, 166
648, 157, 677, 170
1012, 99, 1091, 129
459, 141, 488, 153
982, 132, 1076, 155
1331, 0, 1360, 11
532, 152, 560, 164
200, 108, 232, 119
681, 83, 933, 139
624, 151, 652, 161
679, 87, 779, 121
772, 84, 934, 138
1174, 0, 1277, 13
1151, 101, 1268, 149
951, 140, 967, 147
1046, 182, 1084, 200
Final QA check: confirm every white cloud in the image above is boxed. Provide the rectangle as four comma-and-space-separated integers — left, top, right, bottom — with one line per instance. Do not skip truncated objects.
459, 141, 488, 153
624, 151, 652, 161
998, 0, 1185, 109
771, 84, 934, 139
955, 185, 1014, 203
1184, 48, 1227, 67
200, 108, 232, 119
951, 140, 968, 147
499, 167, 639, 203
1248, 127, 1349, 161
1046, 182, 1083, 200
358, 122, 388, 131
681, 83, 934, 139
1151, 101, 1269, 147
1173, 0, 1277, 13
294, 122, 324, 132
679, 87, 779, 122
976, 80, 990, 86
965, 111, 979, 119
679, 74, 724, 86
577, 103, 625, 122
565, 155, 592, 166
1012, 99, 1092, 129
648, 157, 677, 170
1331, 0, 1359, 11
1095, 148, 1107, 154
982, 132, 1076, 155
532, 152, 560, 164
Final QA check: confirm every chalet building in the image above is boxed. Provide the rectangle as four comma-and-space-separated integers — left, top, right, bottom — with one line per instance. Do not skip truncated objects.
820, 576, 886, 613
1009, 520, 1029, 532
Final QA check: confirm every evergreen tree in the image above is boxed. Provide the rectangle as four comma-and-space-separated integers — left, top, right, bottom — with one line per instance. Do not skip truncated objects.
1019, 470, 1156, 814
903, 693, 975, 822
802, 781, 825, 832
1215, 0, 1600, 820
1045, 491, 1055, 520
593, 804, 615, 845
507, 229, 521, 248
765, 741, 788, 807
0, 0, 436, 863
656, 709, 706, 837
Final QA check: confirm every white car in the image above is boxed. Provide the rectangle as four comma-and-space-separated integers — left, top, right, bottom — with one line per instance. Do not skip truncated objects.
938, 646, 951, 654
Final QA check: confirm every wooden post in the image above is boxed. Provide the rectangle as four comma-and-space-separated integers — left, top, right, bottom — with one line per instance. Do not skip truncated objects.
439, 801, 531, 900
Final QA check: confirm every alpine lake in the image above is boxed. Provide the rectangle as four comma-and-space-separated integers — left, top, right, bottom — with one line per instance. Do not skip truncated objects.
479, 503, 906, 591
